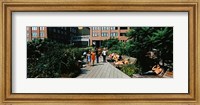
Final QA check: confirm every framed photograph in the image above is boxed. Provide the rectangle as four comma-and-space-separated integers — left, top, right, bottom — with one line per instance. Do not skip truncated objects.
0, 0, 199, 105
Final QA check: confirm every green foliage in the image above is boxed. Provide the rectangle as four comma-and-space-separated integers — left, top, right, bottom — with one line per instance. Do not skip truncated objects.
102, 38, 119, 49
95, 27, 173, 73
121, 64, 140, 76
125, 27, 173, 72
27, 39, 82, 78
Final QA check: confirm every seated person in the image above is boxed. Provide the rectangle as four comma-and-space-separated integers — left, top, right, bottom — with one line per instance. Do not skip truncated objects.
113, 54, 119, 62
140, 64, 163, 75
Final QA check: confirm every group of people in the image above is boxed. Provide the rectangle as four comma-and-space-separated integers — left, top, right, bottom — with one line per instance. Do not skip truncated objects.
83, 48, 107, 66
109, 53, 129, 65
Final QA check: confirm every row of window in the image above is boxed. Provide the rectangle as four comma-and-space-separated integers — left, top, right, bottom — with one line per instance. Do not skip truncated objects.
70, 28, 77, 33
92, 32, 118, 37
92, 27, 117, 30
30, 27, 45, 30
52, 28, 77, 34
31, 32, 44, 37
53, 28, 67, 34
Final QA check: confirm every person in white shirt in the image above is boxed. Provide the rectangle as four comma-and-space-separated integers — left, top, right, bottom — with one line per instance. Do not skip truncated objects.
102, 48, 107, 62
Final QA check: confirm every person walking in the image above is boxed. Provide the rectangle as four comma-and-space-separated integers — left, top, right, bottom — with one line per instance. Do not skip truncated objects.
87, 51, 91, 66
91, 50, 96, 66
95, 48, 99, 63
102, 48, 107, 62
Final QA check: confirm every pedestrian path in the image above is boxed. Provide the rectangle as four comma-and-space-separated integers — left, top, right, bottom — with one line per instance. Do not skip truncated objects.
77, 62, 130, 78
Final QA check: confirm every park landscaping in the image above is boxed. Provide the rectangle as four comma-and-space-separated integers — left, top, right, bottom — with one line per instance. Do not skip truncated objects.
102, 27, 173, 77
27, 27, 173, 78
27, 39, 84, 78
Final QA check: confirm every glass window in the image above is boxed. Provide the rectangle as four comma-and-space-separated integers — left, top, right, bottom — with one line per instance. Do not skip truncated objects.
92, 27, 95, 30
32, 27, 37, 30
120, 27, 128, 30
102, 32, 108, 37
111, 32, 118, 37
106, 27, 109, 30
40, 32, 44, 37
32, 32, 37, 37
40, 27, 44, 30
110, 27, 115, 30
93, 32, 98, 36
53, 28, 56, 33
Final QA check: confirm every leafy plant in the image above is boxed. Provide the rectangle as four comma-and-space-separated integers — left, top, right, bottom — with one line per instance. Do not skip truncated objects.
27, 39, 82, 78
125, 27, 173, 72
121, 64, 140, 76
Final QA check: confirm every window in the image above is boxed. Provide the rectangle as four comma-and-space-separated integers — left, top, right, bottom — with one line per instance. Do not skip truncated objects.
92, 27, 95, 30
32, 32, 37, 37
120, 27, 128, 30
111, 32, 118, 37
40, 32, 44, 37
102, 27, 107, 30
70, 28, 76, 33
110, 27, 115, 30
92, 32, 98, 37
120, 33, 126, 36
40, 27, 44, 30
106, 27, 109, 30
94, 27, 97, 30
58, 30, 60, 33
53, 28, 56, 33
26, 32, 29, 36
32, 27, 37, 30
102, 32, 108, 37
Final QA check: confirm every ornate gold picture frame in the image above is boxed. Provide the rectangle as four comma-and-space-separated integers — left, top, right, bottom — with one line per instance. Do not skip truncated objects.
0, 0, 199, 105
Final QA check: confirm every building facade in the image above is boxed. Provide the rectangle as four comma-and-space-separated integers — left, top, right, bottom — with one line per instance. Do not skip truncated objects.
90, 27, 130, 47
72, 27, 90, 47
27, 27, 78, 44
47, 27, 78, 44
26, 26, 48, 41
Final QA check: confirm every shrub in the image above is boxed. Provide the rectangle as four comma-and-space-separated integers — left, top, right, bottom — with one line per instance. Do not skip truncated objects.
27, 39, 82, 78
121, 64, 140, 77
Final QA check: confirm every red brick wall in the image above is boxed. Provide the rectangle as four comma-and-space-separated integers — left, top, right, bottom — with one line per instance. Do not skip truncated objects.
90, 27, 129, 45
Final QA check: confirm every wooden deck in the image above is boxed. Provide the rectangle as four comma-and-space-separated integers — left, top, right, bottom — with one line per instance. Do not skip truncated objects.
77, 62, 130, 78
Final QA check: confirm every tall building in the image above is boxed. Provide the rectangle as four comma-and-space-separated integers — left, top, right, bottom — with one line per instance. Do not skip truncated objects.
26, 27, 78, 44
26, 26, 47, 41
73, 27, 90, 47
90, 27, 130, 47
47, 27, 78, 44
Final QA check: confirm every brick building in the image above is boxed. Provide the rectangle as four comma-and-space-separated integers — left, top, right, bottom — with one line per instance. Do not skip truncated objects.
90, 27, 130, 47
26, 27, 78, 44
26, 26, 47, 41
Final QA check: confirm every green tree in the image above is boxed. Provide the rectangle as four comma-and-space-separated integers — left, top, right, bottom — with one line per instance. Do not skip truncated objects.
126, 27, 173, 72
